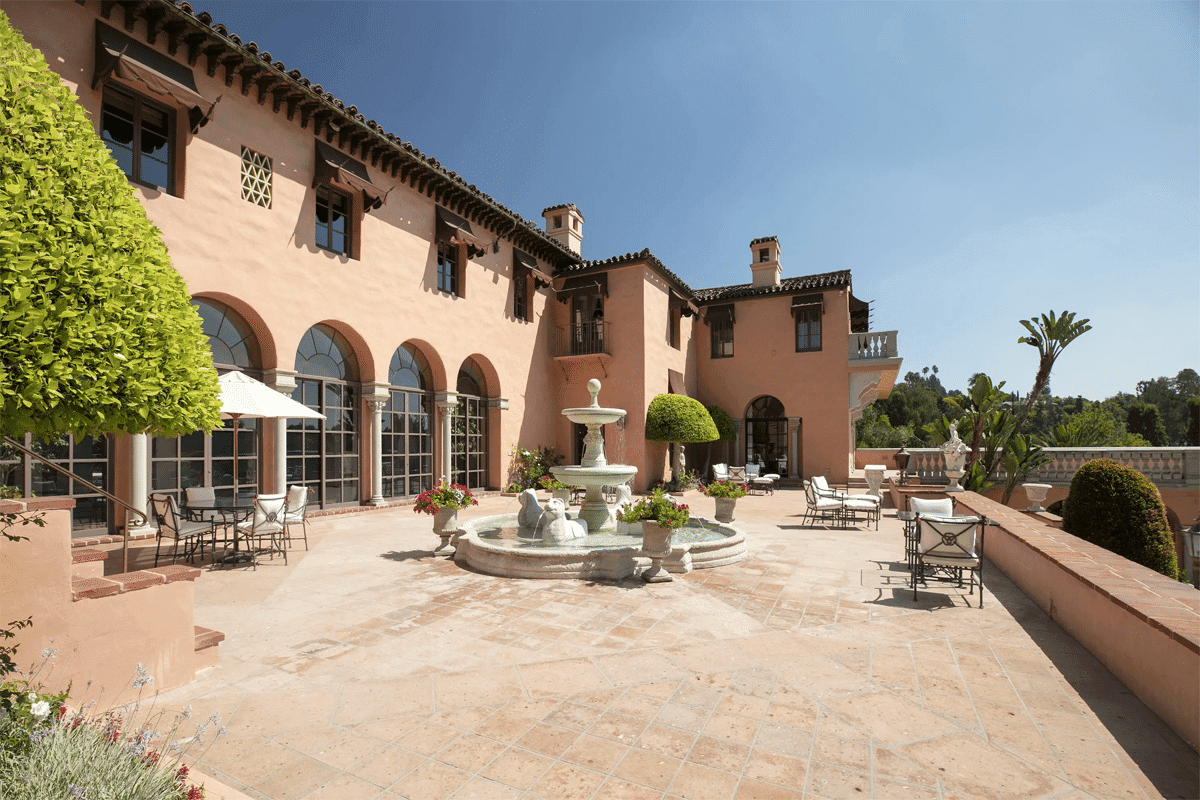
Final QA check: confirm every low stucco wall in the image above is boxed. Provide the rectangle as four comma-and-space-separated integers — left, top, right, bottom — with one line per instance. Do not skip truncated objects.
1, 500, 199, 706
947, 492, 1200, 752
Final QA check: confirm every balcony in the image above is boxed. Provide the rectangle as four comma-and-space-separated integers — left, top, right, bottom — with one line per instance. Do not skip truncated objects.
849, 329, 898, 361
554, 320, 612, 381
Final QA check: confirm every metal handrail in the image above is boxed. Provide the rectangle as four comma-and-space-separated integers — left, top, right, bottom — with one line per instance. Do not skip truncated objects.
3, 435, 149, 572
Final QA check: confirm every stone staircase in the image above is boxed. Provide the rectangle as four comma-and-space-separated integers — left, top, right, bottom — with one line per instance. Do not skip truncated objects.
69, 546, 224, 678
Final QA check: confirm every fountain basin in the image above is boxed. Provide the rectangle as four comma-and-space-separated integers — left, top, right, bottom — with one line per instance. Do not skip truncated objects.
453, 513, 747, 580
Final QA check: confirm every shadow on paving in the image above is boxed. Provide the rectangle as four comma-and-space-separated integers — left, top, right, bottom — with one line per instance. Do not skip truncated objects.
986, 564, 1199, 798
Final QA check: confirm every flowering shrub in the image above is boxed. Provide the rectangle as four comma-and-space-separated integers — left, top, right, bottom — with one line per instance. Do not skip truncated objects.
701, 480, 747, 499
413, 483, 478, 515
538, 474, 570, 491
0, 658, 217, 799
506, 445, 564, 490
616, 489, 691, 530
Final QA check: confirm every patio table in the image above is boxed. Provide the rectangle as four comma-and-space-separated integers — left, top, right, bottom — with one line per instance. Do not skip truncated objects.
183, 497, 255, 565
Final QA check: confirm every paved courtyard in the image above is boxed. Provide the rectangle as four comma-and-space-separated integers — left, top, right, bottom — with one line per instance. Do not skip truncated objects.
146, 489, 1197, 800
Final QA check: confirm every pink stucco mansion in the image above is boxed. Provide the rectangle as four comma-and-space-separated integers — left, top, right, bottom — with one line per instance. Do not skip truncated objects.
2, 1, 902, 534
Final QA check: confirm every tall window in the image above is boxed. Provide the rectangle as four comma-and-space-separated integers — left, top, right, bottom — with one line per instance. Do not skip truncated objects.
290, 325, 359, 507
452, 360, 488, 489
315, 185, 350, 254
101, 86, 173, 192
795, 307, 822, 352
151, 299, 261, 503
746, 395, 788, 476
437, 243, 459, 295
513, 271, 529, 321
711, 317, 734, 358
382, 345, 434, 498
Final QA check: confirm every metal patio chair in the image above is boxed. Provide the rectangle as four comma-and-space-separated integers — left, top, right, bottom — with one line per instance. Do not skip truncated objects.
149, 493, 216, 566
912, 514, 988, 608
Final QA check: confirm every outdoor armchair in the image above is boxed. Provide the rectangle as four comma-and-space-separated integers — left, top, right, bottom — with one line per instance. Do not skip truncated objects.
728, 466, 747, 486
812, 476, 879, 529
712, 463, 730, 482
235, 493, 289, 569
912, 514, 988, 607
149, 493, 216, 566
283, 484, 313, 550
184, 486, 218, 522
802, 480, 845, 527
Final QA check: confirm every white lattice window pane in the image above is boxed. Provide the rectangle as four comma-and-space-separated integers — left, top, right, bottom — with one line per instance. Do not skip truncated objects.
241, 147, 272, 208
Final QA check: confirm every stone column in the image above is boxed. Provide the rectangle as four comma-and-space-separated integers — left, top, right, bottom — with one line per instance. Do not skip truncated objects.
127, 433, 154, 535
435, 391, 459, 485
264, 369, 298, 494
487, 397, 508, 490
732, 419, 743, 466
364, 382, 390, 506
788, 417, 801, 479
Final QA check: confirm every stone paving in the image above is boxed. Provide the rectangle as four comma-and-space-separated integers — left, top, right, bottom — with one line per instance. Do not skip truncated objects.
143, 489, 1198, 800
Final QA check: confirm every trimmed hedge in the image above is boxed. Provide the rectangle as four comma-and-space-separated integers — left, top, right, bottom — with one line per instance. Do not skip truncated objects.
645, 394, 719, 443
1061, 459, 1178, 579
0, 12, 220, 439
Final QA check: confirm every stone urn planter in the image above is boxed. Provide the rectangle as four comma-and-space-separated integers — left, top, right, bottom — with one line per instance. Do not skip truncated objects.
1022, 483, 1052, 513
640, 521, 674, 583
433, 508, 459, 555
714, 496, 737, 523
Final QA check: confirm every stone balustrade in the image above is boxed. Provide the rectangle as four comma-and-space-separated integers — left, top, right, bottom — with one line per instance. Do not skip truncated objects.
883, 446, 1200, 488
848, 330, 898, 360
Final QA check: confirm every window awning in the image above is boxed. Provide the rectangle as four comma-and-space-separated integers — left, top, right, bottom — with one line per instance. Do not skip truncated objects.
704, 303, 735, 325
669, 287, 699, 318
436, 207, 486, 255
513, 249, 553, 288
791, 294, 824, 318
93, 22, 217, 133
314, 140, 385, 212
556, 273, 608, 303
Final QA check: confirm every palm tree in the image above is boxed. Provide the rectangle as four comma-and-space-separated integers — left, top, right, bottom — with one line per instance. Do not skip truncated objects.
984, 311, 1091, 483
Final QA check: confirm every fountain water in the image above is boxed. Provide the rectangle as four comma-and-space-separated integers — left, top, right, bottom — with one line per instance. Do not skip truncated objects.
551, 379, 638, 532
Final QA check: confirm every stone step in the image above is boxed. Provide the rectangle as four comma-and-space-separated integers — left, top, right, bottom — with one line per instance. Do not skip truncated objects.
70, 565, 201, 601
193, 625, 225, 674
71, 547, 107, 580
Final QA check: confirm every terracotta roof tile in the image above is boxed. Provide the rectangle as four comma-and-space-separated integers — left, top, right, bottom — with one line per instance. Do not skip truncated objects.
693, 270, 852, 303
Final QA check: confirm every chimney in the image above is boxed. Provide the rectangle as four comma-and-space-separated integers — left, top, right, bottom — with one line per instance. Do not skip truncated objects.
542, 203, 584, 255
750, 236, 781, 287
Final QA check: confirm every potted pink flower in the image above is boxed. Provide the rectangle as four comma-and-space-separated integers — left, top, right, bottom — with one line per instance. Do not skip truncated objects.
701, 480, 747, 523
414, 483, 478, 554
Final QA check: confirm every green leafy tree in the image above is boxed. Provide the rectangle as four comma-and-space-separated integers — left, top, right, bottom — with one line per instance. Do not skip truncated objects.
1048, 402, 1148, 447
942, 374, 1009, 490
1126, 401, 1168, 447
645, 395, 719, 482
1011, 311, 1091, 441
1186, 396, 1199, 447
0, 12, 220, 440
855, 405, 913, 448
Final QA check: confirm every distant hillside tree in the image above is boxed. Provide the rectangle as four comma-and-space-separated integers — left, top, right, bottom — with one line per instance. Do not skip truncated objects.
1126, 401, 1168, 447
0, 12, 220, 439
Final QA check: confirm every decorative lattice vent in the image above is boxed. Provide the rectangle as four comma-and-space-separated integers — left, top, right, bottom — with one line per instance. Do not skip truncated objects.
240, 147, 271, 208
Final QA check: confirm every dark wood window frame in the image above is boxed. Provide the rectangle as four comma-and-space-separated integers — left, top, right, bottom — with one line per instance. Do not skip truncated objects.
438, 242, 460, 296
100, 84, 177, 194
795, 306, 823, 353
711, 317, 734, 358
315, 184, 352, 256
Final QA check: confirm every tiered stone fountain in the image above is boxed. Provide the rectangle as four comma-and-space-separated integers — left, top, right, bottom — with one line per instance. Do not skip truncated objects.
551, 380, 638, 532
452, 379, 746, 580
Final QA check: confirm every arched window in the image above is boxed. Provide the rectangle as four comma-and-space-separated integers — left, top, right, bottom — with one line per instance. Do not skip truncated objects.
289, 325, 359, 507
453, 359, 488, 489
745, 395, 788, 476
150, 298, 261, 504
381, 345, 433, 498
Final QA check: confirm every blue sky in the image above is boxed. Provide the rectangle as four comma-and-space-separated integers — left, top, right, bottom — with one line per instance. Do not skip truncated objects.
200, 1, 1198, 401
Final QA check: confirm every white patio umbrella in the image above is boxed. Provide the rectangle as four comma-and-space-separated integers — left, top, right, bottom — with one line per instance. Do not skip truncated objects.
217, 371, 325, 496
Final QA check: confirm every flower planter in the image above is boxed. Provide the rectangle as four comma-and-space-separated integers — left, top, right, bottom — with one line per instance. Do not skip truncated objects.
433, 507, 459, 555
640, 521, 674, 582
1022, 483, 1052, 513
713, 496, 737, 523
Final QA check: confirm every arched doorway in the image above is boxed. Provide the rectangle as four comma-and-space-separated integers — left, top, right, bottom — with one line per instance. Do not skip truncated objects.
150, 298, 262, 502
452, 359, 488, 489
382, 344, 434, 498
745, 395, 787, 475
290, 325, 360, 508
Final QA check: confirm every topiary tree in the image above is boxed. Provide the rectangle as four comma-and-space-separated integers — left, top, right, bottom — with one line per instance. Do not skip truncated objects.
645, 394, 719, 484
1061, 459, 1178, 579
0, 12, 220, 440
702, 404, 736, 478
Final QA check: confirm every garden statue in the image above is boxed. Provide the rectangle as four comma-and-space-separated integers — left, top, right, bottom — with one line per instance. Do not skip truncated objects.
517, 489, 543, 529
613, 483, 633, 515
537, 498, 589, 544
942, 425, 970, 493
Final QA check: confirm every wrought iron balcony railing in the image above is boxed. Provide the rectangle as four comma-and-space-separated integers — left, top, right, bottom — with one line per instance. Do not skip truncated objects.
556, 320, 611, 357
